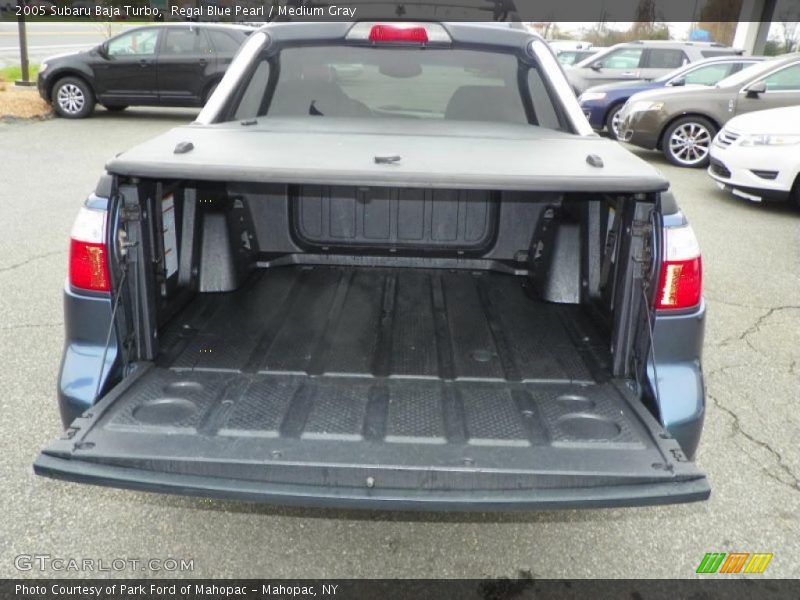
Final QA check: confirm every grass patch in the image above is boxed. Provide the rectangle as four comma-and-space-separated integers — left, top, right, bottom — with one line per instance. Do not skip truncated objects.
0, 65, 51, 120
0, 64, 40, 83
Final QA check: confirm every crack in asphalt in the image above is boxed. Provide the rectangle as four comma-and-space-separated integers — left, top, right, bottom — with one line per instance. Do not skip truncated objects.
0, 250, 62, 274
704, 303, 800, 494
708, 391, 800, 494
717, 304, 800, 351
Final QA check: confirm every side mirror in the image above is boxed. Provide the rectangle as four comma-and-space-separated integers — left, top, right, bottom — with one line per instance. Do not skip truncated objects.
746, 80, 766, 97
590, 61, 603, 71
97, 43, 109, 58
669, 77, 686, 87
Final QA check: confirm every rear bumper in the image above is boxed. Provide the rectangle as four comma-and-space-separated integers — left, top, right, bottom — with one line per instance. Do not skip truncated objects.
34, 453, 710, 511
58, 284, 119, 427
650, 301, 706, 460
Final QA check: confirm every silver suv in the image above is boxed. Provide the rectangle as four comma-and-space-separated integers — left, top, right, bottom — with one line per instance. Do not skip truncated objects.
566, 40, 742, 95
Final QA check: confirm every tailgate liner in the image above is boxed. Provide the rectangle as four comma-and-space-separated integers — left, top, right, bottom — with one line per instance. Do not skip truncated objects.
37, 368, 708, 508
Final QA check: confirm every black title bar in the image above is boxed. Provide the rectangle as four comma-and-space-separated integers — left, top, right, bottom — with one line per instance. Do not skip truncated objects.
11, 0, 764, 23
5, 579, 800, 600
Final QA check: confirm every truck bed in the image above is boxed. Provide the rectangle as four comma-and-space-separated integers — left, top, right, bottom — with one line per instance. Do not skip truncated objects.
36, 265, 708, 508
160, 265, 608, 383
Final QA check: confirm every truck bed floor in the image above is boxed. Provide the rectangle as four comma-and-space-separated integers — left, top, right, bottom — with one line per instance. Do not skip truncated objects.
160, 265, 609, 383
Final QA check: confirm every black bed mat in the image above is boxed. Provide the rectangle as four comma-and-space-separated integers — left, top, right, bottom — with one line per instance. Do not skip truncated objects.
158, 266, 610, 383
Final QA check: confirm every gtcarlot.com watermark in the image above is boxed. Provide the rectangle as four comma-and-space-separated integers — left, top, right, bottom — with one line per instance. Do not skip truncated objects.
14, 554, 194, 573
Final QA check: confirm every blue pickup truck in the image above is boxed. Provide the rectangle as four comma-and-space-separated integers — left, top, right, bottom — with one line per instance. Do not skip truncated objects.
35, 21, 710, 510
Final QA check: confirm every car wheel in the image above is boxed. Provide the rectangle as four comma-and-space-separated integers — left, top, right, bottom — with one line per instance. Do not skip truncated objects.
663, 116, 717, 168
103, 105, 128, 112
52, 77, 95, 119
604, 104, 624, 140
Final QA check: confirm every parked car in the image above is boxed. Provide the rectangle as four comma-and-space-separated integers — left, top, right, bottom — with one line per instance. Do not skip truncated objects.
618, 54, 800, 167
557, 48, 603, 66
37, 23, 251, 118
35, 21, 709, 510
566, 40, 742, 96
708, 105, 800, 205
579, 55, 765, 139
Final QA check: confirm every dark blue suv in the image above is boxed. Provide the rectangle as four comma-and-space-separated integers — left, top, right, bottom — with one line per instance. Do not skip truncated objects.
579, 56, 764, 139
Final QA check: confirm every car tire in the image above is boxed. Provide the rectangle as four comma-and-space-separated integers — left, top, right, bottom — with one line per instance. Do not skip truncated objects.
103, 105, 128, 112
52, 77, 95, 119
662, 116, 717, 168
604, 104, 624, 140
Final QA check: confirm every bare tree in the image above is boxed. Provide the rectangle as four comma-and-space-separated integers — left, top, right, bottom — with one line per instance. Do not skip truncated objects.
776, 14, 800, 53
697, 0, 743, 45
631, 0, 657, 38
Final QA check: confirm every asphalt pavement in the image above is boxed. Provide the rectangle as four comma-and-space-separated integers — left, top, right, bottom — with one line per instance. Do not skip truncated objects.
0, 108, 798, 579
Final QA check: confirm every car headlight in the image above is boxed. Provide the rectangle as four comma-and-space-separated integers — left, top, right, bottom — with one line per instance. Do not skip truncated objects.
39, 62, 48, 73
579, 91, 606, 103
739, 134, 800, 147
626, 101, 664, 114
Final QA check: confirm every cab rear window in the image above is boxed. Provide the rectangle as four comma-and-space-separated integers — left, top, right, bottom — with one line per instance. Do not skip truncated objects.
228, 45, 565, 129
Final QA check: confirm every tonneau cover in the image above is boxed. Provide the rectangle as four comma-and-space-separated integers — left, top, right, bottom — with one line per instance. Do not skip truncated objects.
106, 118, 669, 192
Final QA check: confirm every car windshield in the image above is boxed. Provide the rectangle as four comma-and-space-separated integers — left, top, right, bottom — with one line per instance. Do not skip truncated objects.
714, 59, 779, 87
227, 45, 564, 130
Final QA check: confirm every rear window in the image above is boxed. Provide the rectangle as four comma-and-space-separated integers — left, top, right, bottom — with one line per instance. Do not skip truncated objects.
227, 46, 564, 129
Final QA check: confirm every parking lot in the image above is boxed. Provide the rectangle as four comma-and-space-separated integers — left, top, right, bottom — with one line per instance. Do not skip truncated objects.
1, 108, 798, 579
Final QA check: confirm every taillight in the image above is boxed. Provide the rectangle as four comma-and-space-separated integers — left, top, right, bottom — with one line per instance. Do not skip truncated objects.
69, 206, 110, 293
346, 22, 451, 44
656, 224, 702, 310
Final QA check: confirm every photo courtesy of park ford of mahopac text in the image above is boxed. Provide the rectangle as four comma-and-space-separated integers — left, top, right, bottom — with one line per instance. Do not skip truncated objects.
10, 580, 800, 599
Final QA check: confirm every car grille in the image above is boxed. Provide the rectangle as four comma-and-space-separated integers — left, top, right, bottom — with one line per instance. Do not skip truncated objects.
710, 158, 731, 179
715, 129, 740, 148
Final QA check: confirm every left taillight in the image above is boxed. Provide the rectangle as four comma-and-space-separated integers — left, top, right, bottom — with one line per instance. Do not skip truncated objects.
655, 224, 702, 310
69, 206, 110, 293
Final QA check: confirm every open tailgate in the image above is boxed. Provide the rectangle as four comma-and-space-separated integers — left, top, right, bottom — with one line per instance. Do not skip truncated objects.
35, 363, 709, 510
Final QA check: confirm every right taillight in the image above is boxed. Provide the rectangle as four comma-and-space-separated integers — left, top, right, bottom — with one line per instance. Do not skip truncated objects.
69, 206, 110, 293
656, 224, 702, 310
